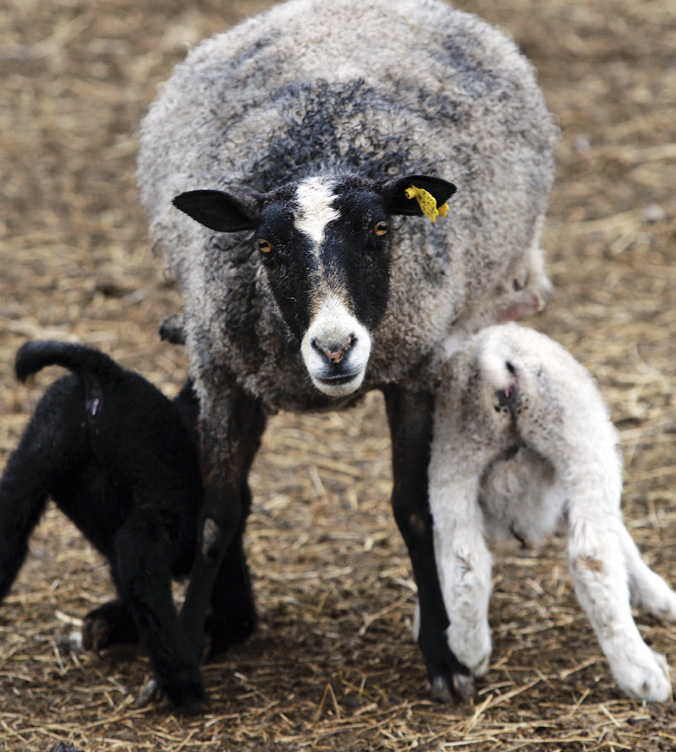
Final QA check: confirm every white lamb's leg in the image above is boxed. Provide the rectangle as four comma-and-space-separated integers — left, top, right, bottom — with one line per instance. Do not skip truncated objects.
566, 478, 672, 702
429, 474, 493, 678
617, 524, 676, 621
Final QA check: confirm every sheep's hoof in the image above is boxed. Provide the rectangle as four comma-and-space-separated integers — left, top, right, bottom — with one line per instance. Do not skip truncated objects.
430, 676, 454, 703
452, 672, 476, 703
430, 672, 475, 704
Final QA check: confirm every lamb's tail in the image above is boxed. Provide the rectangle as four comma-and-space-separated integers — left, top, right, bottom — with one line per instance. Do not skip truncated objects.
15, 340, 123, 384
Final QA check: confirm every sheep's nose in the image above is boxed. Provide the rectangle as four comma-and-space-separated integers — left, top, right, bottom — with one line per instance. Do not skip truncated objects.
312, 335, 355, 364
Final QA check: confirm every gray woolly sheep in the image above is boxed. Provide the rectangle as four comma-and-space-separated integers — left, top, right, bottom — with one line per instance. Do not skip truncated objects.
137, 0, 558, 702
427, 322, 676, 701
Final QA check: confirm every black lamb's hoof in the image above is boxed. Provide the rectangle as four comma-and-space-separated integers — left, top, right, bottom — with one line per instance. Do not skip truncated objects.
137, 674, 209, 713
159, 314, 186, 345
204, 610, 258, 659
82, 601, 138, 652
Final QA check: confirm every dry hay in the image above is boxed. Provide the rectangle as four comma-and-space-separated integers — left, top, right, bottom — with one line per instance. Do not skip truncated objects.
0, 0, 674, 750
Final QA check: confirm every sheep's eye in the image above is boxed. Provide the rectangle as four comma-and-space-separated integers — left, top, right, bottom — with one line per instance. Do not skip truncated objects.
257, 239, 273, 253
373, 220, 389, 237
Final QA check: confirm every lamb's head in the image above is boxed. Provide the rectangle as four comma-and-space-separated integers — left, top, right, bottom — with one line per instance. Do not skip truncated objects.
173, 174, 456, 397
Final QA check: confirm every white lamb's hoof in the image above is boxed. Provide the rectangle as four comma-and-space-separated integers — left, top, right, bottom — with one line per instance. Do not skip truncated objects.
615, 650, 672, 703
642, 586, 676, 622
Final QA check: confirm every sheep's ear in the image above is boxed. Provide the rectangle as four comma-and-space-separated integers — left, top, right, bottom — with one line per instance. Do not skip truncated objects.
380, 174, 457, 217
173, 189, 260, 232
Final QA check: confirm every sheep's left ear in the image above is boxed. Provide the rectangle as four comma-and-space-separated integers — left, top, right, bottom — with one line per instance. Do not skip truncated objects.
173, 189, 261, 232
380, 174, 457, 217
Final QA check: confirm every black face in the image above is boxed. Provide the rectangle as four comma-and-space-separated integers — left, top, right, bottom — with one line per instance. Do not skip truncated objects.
172, 172, 456, 396
253, 183, 394, 342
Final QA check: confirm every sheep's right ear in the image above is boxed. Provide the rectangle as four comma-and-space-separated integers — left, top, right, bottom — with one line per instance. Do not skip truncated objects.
380, 175, 457, 217
173, 189, 260, 232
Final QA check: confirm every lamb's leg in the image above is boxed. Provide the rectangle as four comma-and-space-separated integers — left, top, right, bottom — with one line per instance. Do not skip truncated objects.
567, 487, 672, 702
0, 422, 58, 603
617, 524, 676, 621
113, 506, 206, 710
383, 385, 472, 703
428, 474, 493, 678
179, 390, 266, 662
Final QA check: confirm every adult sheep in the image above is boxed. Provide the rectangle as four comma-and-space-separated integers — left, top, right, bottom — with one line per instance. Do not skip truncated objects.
137, 0, 558, 703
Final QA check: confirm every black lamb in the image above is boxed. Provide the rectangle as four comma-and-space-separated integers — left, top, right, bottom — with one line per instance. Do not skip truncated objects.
0, 341, 245, 709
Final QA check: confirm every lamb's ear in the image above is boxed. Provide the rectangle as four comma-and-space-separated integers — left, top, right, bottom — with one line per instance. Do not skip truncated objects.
172, 189, 261, 232
380, 174, 457, 217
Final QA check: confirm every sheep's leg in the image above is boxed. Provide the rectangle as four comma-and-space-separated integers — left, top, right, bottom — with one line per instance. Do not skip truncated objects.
428, 473, 493, 678
617, 524, 676, 621
204, 483, 258, 658
179, 390, 266, 662
566, 486, 672, 701
113, 506, 207, 710
383, 385, 472, 703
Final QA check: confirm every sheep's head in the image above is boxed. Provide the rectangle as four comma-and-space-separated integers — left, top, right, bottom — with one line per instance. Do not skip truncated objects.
173, 174, 456, 397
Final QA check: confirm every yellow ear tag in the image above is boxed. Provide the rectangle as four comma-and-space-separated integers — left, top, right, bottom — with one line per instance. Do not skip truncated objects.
404, 185, 448, 223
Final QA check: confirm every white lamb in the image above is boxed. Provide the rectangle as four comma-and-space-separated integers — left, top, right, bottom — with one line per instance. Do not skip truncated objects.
426, 322, 675, 702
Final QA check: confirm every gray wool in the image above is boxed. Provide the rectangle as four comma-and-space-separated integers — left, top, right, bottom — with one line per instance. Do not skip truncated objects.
137, 0, 558, 414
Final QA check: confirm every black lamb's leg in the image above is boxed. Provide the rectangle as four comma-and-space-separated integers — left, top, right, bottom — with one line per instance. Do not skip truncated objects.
382, 384, 472, 703
179, 389, 266, 663
113, 506, 206, 710
0, 420, 62, 604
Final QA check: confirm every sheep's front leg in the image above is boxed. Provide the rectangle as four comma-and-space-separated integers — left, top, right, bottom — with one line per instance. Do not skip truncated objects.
428, 473, 493, 679
179, 389, 266, 662
567, 483, 672, 702
383, 385, 472, 703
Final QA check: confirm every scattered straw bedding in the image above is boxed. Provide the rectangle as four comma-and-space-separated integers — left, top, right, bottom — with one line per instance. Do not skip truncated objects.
0, 0, 674, 749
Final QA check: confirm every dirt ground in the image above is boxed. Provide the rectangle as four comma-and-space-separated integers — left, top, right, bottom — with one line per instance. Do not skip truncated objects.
0, 0, 674, 750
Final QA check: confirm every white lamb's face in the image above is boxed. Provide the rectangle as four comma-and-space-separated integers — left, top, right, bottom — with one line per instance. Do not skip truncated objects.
172, 173, 457, 397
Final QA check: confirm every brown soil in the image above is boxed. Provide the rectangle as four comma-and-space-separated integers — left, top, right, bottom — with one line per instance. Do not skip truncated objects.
0, 0, 674, 750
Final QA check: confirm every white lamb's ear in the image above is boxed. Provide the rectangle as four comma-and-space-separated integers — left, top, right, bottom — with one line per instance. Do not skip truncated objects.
172, 189, 261, 232
380, 174, 457, 217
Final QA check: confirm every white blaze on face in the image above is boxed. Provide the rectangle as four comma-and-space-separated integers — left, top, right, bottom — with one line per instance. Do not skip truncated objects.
293, 178, 371, 397
294, 177, 340, 249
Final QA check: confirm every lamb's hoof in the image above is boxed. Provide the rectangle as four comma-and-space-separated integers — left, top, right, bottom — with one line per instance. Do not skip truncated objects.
619, 650, 673, 703
137, 676, 209, 713
137, 677, 162, 708
82, 615, 110, 652
159, 314, 186, 345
